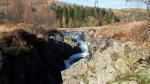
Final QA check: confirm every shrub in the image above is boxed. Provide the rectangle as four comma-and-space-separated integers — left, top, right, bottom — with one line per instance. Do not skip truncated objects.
0, 31, 31, 56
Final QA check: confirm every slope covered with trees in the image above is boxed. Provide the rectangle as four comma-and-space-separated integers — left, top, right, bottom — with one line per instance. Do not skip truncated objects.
50, 4, 120, 27
0, 0, 120, 28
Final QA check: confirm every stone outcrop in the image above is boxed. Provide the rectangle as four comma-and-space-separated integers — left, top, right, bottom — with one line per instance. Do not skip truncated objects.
62, 29, 150, 84
0, 28, 150, 84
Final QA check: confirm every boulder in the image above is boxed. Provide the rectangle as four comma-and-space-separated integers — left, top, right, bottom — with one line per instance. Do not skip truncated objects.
62, 30, 150, 84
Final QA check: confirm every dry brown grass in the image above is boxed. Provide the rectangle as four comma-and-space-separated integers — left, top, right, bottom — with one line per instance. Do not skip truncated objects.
0, 21, 148, 45
0, 23, 31, 33
113, 8, 146, 17
97, 21, 146, 42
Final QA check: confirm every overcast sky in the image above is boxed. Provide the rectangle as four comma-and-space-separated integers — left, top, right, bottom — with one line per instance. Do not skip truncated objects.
56, 0, 147, 9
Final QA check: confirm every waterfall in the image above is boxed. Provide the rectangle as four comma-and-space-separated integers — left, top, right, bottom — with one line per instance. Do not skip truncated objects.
61, 31, 89, 69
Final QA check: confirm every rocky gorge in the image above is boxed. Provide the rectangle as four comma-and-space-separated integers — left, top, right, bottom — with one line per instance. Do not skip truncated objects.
0, 27, 150, 84
62, 28, 150, 84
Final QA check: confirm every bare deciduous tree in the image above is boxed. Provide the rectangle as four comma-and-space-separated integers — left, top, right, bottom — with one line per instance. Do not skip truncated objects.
9, 0, 26, 22
0, 0, 9, 24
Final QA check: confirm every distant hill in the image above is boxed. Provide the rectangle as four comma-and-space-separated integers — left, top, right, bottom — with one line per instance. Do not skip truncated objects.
50, 1, 146, 22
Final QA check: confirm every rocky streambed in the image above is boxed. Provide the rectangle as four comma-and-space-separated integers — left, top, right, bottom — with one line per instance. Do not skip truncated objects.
62, 29, 150, 84
0, 28, 150, 84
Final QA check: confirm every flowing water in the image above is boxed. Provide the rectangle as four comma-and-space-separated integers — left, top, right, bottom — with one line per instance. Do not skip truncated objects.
60, 31, 89, 69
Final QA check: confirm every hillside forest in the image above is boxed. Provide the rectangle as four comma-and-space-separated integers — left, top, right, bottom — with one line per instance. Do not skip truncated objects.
0, 0, 147, 28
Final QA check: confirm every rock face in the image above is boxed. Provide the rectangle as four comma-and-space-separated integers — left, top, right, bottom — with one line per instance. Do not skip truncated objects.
62, 29, 150, 84
0, 29, 150, 84
0, 30, 81, 84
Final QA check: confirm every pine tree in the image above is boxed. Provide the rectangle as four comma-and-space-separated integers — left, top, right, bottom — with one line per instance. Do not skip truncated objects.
55, 6, 63, 27
62, 6, 69, 27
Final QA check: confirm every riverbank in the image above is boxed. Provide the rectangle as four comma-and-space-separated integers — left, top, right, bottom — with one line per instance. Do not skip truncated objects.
0, 21, 149, 84
62, 28, 150, 84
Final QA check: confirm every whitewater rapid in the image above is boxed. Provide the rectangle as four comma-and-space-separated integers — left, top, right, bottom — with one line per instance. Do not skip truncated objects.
60, 31, 89, 69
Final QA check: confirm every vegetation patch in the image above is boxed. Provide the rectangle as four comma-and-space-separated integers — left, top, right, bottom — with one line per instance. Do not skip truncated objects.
0, 30, 32, 56
107, 69, 150, 84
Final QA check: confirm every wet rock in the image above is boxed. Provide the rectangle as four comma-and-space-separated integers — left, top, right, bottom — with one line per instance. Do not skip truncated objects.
62, 32, 150, 84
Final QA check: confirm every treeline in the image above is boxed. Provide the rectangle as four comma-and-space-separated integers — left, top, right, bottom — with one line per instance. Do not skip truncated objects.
51, 4, 120, 27
0, 0, 120, 28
